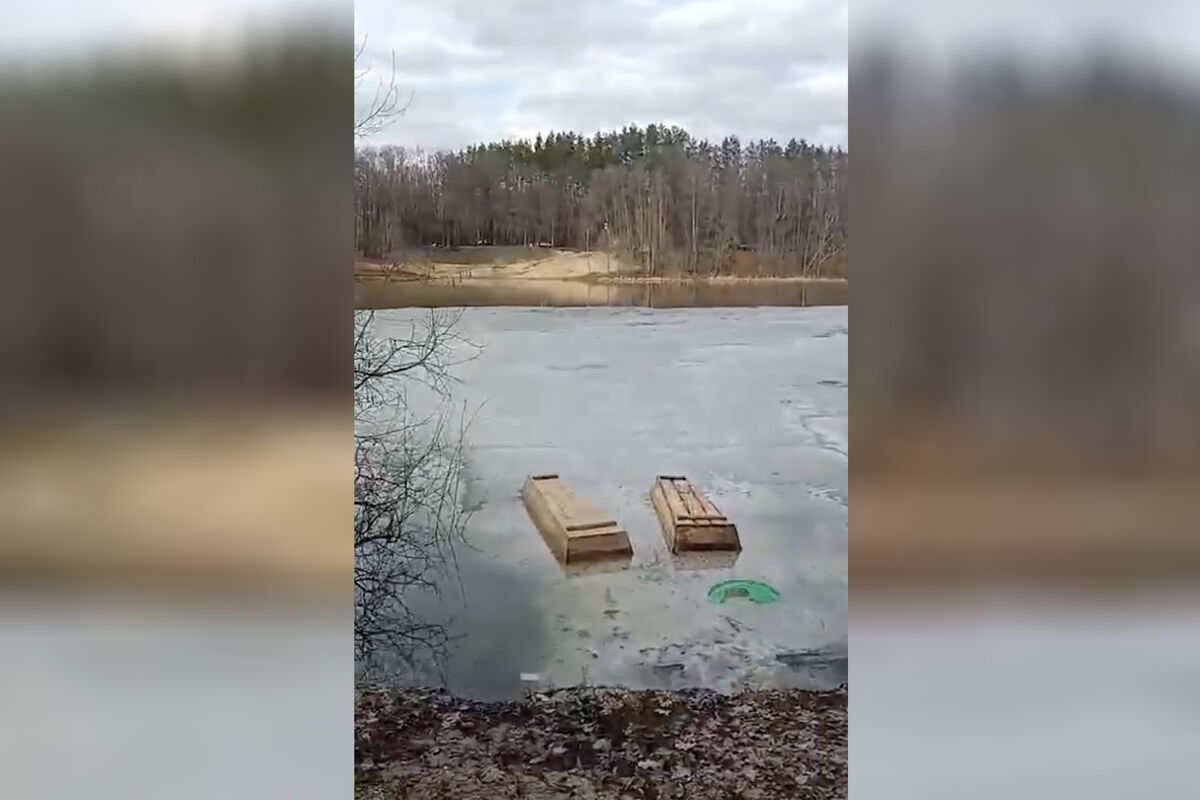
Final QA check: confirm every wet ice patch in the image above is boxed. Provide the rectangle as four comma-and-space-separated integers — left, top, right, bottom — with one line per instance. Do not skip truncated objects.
701, 476, 755, 498
813, 325, 848, 339
775, 647, 848, 687
807, 485, 848, 508
545, 362, 609, 371
800, 415, 847, 458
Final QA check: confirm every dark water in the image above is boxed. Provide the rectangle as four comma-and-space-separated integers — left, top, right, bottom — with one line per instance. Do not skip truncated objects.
355, 278, 848, 309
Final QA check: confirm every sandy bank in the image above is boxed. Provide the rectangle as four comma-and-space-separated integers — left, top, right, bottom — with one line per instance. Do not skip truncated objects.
355, 249, 847, 284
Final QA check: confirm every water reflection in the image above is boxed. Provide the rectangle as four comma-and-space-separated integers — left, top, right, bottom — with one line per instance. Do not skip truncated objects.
672, 551, 741, 571
561, 556, 633, 577
356, 278, 848, 309
775, 646, 849, 687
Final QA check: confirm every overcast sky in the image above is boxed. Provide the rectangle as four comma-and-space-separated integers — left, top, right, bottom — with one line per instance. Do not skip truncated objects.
354, 0, 848, 151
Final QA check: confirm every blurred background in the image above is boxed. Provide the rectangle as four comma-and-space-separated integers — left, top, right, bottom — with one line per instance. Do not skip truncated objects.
851, 0, 1200, 796
0, 2, 351, 798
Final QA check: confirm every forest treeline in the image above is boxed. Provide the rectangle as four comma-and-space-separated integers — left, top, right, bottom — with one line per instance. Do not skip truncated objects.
355, 124, 847, 277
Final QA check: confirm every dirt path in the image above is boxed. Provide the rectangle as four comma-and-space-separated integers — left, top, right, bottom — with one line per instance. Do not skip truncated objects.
356, 686, 847, 799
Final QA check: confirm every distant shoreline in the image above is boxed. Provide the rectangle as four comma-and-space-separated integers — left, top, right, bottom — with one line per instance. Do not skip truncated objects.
354, 246, 846, 284
587, 274, 848, 285
354, 262, 847, 286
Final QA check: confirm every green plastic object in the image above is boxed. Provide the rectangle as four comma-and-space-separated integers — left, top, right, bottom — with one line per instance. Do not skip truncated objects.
707, 579, 780, 605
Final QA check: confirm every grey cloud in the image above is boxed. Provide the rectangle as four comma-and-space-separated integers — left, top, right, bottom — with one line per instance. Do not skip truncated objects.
357, 0, 846, 149
516, 59, 845, 145
445, 0, 655, 54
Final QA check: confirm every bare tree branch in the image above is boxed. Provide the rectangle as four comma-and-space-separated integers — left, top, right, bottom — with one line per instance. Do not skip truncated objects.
354, 309, 483, 681
355, 35, 412, 140
352, 126, 848, 275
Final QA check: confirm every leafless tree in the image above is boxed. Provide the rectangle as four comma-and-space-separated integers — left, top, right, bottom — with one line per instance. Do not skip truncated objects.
352, 35, 479, 676
354, 308, 481, 678
353, 126, 848, 277
354, 36, 410, 141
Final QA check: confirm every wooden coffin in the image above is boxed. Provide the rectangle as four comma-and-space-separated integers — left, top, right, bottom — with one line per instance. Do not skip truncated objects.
521, 474, 631, 564
650, 475, 741, 553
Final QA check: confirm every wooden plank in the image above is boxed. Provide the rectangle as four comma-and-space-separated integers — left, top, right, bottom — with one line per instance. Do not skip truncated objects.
665, 484, 693, 521
685, 481, 723, 519
680, 482, 709, 519
538, 477, 611, 530
522, 475, 631, 564
649, 481, 678, 551
565, 520, 618, 533
696, 491, 723, 519
672, 550, 740, 571
649, 475, 740, 553
674, 480, 696, 517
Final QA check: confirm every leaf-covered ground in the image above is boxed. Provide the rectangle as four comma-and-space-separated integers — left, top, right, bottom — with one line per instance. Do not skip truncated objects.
356, 687, 846, 799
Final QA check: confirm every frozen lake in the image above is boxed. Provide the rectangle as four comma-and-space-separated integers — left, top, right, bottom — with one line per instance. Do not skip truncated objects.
366, 306, 848, 699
